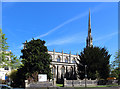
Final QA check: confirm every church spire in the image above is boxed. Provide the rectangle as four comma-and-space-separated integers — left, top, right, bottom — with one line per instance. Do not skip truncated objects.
88, 9, 91, 35
86, 9, 93, 47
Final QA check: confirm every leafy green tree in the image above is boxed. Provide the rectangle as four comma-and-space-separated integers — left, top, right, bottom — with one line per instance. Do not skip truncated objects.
17, 39, 52, 87
9, 52, 21, 69
77, 46, 111, 80
110, 67, 119, 79
0, 29, 21, 69
0, 29, 9, 67
110, 50, 120, 84
9, 69, 18, 86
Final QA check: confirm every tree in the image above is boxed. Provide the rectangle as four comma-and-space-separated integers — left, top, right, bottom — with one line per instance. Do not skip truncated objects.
9, 69, 18, 86
110, 68, 119, 79
77, 46, 111, 80
19, 39, 52, 84
0, 29, 9, 67
0, 29, 21, 69
110, 50, 120, 85
9, 52, 21, 69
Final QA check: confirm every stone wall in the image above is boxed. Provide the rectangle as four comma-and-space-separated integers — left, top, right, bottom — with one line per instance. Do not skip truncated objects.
64, 78, 97, 87
25, 80, 54, 88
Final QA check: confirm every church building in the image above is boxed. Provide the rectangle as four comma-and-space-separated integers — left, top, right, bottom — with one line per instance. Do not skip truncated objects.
23, 10, 93, 83
49, 10, 93, 82
49, 49, 79, 83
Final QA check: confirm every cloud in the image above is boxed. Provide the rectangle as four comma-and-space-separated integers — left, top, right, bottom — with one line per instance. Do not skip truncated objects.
46, 32, 86, 46
20, 9, 89, 48
94, 32, 117, 41
19, 3, 107, 48
34, 11, 89, 40
33, 3, 106, 40
46, 31, 117, 46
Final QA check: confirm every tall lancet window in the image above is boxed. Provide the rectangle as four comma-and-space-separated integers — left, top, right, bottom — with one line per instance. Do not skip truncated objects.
72, 58, 76, 63
61, 67, 65, 74
52, 66, 56, 78
65, 57, 68, 63
57, 56, 61, 62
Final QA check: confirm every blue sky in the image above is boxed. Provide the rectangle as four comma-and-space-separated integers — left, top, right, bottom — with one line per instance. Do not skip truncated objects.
2, 2, 118, 63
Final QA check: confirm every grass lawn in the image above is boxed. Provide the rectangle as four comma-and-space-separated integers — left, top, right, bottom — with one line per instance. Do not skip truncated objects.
56, 84, 120, 88
56, 84, 63, 87
74, 84, 120, 89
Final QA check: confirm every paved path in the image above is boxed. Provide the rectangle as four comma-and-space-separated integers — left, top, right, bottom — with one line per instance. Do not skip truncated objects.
26, 86, 120, 89
57, 86, 120, 89
84, 87, 120, 89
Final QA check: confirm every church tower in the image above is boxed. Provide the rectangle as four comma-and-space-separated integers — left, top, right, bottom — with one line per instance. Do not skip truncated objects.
86, 9, 93, 47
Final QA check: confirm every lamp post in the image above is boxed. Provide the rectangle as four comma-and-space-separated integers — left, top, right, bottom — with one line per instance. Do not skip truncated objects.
85, 65, 87, 87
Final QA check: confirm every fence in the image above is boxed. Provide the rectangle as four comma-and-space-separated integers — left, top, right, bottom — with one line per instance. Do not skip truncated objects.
64, 78, 98, 87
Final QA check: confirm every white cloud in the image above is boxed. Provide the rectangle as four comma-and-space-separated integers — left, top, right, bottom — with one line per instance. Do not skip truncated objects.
33, 3, 106, 40
46, 32, 86, 46
46, 31, 117, 46
94, 32, 117, 41
19, 3, 107, 48
34, 11, 89, 40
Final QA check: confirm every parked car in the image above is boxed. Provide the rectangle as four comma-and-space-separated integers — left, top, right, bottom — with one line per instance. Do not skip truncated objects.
0, 84, 13, 89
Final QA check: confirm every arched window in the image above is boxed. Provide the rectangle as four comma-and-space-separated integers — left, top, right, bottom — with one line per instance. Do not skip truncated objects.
72, 58, 76, 63
61, 66, 65, 74
65, 57, 68, 63
57, 56, 61, 62
52, 66, 56, 78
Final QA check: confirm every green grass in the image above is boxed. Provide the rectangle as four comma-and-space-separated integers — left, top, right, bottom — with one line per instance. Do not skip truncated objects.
56, 84, 63, 87
56, 84, 120, 88
74, 84, 120, 89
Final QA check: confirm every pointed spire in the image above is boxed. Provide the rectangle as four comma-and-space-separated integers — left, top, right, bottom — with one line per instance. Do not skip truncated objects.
69, 51, 71, 55
62, 50, 63, 62
62, 50, 63, 54
76, 52, 78, 56
88, 9, 91, 32
25, 40, 27, 43
86, 9, 93, 47
23, 40, 27, 49
53, 49, 55, 52
53, 49, 55, 60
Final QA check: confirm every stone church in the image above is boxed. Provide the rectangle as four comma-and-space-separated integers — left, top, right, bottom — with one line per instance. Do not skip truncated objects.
49, 50, 79, 83
49, 10, 93, 83
23, 10, 93, 83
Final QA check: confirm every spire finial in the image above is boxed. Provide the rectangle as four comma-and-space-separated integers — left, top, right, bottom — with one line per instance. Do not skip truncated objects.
25, 40, 27, 43
88, 9, 91, 31
70, 51, 71, 54
53, 49, 55, 52
76, 52, 78, 56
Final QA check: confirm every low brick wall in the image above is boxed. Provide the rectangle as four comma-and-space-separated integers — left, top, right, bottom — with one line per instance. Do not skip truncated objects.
64, 78, 97, 87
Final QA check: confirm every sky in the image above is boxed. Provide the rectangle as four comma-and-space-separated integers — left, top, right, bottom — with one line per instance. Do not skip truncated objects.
2, 2, 118, 63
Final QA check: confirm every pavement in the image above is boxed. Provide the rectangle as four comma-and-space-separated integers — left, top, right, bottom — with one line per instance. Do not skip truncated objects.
25, 86, 120, 89
84, 86, 120, 89
55, 86, 120, 89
